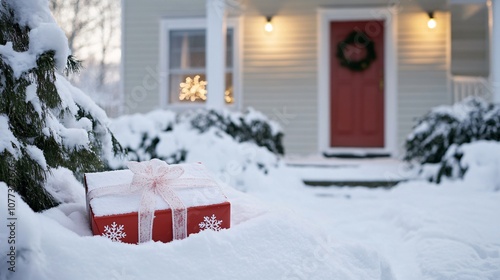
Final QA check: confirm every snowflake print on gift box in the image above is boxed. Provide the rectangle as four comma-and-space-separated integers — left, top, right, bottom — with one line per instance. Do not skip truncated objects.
102, 222, 127, 242
199, 214, 223, 232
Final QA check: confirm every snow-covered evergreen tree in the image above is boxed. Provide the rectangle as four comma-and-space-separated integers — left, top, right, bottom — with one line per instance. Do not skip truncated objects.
0, 0, 122, 212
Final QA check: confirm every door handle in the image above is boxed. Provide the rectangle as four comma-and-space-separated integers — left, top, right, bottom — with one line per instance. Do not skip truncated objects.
379, 78, 384, 91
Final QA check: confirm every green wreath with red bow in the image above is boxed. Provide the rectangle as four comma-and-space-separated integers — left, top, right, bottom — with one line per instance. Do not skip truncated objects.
336, 30, 376, 72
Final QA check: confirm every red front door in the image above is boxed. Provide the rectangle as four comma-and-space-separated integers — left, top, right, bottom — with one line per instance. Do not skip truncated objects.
330, 21, 385, 147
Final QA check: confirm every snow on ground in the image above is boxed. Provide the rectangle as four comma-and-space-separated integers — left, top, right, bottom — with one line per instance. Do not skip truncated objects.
0, 182, 394, 280
1, 156, 500, 279
294, 181, 500, 280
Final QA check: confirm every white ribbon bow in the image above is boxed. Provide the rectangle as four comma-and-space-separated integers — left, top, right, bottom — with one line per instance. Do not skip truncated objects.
128, 159, 187, 243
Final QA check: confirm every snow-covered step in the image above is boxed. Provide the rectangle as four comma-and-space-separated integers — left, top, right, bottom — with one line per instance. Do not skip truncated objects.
285, 156, 418, 187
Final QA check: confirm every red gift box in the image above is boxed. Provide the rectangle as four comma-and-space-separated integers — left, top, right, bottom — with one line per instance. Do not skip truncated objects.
84, 160, 230, 244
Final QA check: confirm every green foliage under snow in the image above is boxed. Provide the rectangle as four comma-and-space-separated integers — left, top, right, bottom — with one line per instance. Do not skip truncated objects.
108, 108, 284, 169
404, 97, 500, 182
0, 0, 122, 212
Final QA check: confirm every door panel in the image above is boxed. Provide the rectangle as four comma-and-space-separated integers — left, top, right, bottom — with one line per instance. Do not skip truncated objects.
330, 20, 385, 147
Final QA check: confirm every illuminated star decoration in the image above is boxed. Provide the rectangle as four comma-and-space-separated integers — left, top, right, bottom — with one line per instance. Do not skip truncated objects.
225, 87, 234, 104
179, 75, 207, 102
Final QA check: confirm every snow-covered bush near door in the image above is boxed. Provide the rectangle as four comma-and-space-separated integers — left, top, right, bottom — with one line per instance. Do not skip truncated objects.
431, 141, 500, 189
108, 108, 296, 193
405, 97, 500, 165
404, 97, 500, 183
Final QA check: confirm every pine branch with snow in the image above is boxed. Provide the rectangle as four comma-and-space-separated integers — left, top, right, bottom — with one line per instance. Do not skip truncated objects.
0, 0, 122, 212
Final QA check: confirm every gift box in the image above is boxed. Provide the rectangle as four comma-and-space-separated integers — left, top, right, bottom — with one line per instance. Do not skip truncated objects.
84, 159, 230, 244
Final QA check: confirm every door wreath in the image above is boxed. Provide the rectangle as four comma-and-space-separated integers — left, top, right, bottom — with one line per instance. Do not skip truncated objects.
336, 30, 376, 72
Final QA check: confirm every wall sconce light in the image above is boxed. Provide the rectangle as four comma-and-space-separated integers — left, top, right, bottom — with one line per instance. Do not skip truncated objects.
427, 12, 436, 29
265, 16, 273, 32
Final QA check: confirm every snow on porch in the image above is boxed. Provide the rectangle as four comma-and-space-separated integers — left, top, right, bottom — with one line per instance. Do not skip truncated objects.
285, 156, 419, 187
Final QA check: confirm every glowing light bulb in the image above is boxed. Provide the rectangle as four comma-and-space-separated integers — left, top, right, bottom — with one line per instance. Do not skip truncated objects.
265, 22, 273, 32
427, 18, 436, 29
427, 12, 436, 29
265, 17, 273, 32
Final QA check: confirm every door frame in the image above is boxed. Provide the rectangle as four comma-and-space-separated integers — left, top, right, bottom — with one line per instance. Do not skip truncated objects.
317, 7, 398, 156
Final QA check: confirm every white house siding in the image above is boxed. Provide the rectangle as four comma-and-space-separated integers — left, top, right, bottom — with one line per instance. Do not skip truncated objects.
122, 0, 452, 156
396, 9, 451, 153
450, 4, 489, 77
241, 8, 318, 155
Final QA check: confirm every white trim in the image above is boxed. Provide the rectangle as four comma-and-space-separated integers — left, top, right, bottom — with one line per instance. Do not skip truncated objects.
235, 16, 243, 111
317, 7, 398, 156
450, 0, 486, 4
159, 17, 241, 111
119, 0, 125, 115
489, 0, 500, 102
206, 0, 226, 109
446, 11, 453, 105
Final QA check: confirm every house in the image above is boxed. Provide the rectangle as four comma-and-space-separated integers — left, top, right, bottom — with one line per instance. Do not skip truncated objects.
121, 0, 497, 156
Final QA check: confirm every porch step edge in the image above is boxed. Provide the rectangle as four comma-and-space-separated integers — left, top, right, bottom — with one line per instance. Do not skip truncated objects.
303, 180, 405, 188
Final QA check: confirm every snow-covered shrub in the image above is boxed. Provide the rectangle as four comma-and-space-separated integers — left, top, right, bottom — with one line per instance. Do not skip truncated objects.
108, 108, 288, 192
404, 97, 500, 165
429, 141, 500, 190
110, 108, 284, 166
0, 0, 122, 212
108, 110, 182, 165
184, 108, 284, 155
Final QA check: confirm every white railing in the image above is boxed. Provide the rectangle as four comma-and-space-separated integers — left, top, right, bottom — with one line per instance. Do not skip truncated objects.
451, 75, 491, 102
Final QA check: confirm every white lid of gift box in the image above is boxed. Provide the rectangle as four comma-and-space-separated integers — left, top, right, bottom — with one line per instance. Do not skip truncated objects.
86, 163, 228, 217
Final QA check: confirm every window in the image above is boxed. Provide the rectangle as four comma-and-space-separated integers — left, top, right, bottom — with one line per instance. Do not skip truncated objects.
160, 18, 240, 108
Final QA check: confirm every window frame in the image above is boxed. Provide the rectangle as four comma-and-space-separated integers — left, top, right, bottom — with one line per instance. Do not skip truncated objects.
159, 17, 242, 110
